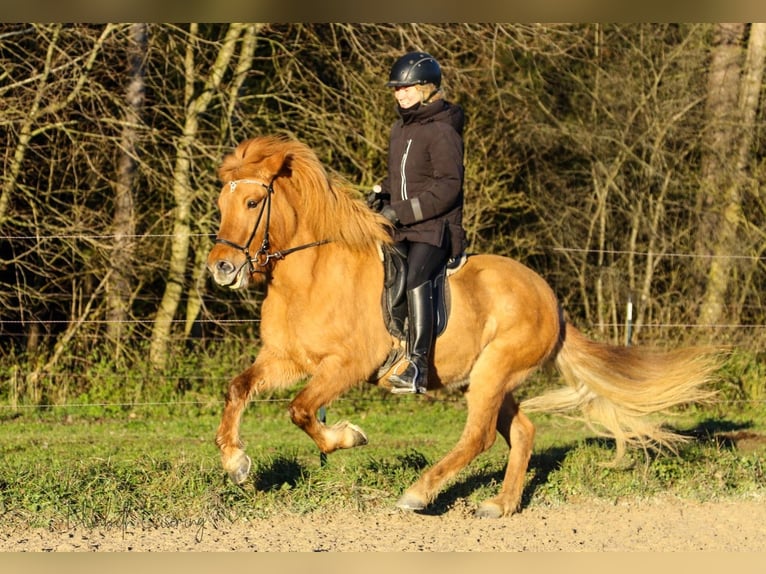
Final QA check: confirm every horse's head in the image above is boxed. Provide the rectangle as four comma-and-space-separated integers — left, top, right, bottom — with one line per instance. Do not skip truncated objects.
207, 137, 294, 289
208, 135, 394, 290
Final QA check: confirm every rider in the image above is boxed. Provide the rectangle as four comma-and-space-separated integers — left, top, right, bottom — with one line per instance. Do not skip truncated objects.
370, 51, 467, 395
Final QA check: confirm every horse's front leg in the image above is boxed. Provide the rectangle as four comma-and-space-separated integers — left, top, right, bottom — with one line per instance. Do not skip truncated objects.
287, 355, 369, 454
215, 355, 305, 485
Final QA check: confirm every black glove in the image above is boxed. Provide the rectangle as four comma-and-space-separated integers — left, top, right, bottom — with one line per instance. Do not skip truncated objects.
366, 186, 390, 212
380, 205, 399, 226
366, 192, 383, 212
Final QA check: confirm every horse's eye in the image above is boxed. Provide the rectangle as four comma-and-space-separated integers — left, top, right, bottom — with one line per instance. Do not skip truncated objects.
246, 199, 258, 209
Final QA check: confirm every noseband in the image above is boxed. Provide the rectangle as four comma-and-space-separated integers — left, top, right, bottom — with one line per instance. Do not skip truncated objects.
214, 176, 330, 276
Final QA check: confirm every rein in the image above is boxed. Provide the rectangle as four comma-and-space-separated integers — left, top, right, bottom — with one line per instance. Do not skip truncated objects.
215, 176, 331, 276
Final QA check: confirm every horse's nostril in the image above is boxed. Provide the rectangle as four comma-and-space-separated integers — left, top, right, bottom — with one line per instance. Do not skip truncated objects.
216, 260, 235, 275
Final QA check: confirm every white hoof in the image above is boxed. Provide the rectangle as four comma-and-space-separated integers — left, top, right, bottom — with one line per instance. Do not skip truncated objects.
396, 492, 427, 511
227, 453, 252, 485
475, 501, 504, 519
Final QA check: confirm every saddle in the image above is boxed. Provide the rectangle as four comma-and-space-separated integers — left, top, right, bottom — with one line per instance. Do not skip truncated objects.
377, 245, 467, 377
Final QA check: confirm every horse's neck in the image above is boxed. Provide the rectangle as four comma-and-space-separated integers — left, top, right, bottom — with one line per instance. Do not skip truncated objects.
269, 241, 380, 293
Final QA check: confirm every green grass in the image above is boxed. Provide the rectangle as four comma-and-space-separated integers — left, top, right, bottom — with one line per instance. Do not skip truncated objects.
1, 385, 764, 529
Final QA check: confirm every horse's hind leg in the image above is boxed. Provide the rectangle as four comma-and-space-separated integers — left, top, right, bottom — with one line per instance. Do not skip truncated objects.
395, 376, 505, 512
396, 358, 535, 517
475, 393, 534, 518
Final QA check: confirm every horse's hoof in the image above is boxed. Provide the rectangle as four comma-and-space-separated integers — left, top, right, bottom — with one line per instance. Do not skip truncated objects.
227, 453, 252, 485
346, 422, 368, 447
475, 501, 504, 519
396, 492, 426, 512
332, 420, 368, 449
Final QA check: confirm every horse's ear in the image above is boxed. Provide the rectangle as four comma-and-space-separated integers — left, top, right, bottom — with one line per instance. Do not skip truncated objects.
262, 150, 294, 181
276, 152, 294, 179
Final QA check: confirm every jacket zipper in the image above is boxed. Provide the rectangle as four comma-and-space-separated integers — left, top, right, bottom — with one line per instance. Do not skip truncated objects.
400, 139, 412, 200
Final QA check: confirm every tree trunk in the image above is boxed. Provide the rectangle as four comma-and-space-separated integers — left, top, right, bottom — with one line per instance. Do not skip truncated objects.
184, 24, 261, 342
149, 23, 250, 370
107, 23, 147, 358
698, 23, 766, 329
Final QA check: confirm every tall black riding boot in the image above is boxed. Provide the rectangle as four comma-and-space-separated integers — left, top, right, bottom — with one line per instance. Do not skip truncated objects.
389, 281, 434, 394
384, 244, 408, 340
389, 295, 408, 341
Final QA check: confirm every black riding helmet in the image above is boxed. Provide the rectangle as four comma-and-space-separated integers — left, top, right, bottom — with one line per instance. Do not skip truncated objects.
386, 52, 441, 88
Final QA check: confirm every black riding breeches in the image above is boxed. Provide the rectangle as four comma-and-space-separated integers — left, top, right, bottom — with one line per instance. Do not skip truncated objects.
394, 239, 450, 291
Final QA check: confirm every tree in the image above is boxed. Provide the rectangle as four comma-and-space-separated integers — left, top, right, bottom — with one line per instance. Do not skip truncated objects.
697, 23, 766, 332
148, 23, 259, 370
504, 24, 712, 342
107, 23, 147, 359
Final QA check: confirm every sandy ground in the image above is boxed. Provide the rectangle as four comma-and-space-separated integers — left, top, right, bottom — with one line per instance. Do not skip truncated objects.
2, 496, 764, 552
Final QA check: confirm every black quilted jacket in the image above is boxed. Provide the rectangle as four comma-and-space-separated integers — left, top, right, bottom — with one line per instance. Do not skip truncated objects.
380, 98, 467, 259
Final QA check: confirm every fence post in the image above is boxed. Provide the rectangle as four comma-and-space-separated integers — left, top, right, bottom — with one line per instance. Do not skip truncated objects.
625, 295, 634, 346
318, 406, 327, 467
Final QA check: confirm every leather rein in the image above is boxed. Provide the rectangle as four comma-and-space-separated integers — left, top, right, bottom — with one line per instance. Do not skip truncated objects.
214, 176, 331, 276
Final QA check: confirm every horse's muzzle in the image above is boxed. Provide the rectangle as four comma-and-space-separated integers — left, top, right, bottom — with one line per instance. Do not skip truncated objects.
208, 257, 249, 290
214, 259, 235, 277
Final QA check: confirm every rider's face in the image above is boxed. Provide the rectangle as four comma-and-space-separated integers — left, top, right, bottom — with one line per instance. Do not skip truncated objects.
393, 85, 420, 109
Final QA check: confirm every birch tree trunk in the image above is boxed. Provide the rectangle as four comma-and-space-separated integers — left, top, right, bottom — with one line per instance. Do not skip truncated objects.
698, 23, 766, 329
107, 23, 147, 358
149, 23, 250, 370
184, 24, 261, 341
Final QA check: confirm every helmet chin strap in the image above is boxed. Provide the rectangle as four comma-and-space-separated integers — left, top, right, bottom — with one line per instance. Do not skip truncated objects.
422, 87, 441, 104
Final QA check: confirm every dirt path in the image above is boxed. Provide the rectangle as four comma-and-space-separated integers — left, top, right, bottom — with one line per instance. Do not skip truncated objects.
2, 497, 763, 551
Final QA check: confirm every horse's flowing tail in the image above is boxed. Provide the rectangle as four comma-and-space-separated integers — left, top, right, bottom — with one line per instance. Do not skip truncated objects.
521, 323, 725, 461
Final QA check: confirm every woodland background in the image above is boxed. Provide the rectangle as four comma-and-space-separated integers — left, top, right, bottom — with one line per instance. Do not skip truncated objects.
1, 23, 765, 406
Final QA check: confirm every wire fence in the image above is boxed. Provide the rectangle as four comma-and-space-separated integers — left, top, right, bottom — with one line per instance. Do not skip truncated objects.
5, 231, 766, 257
1, 394, 763, 411
2, 239, 764, 412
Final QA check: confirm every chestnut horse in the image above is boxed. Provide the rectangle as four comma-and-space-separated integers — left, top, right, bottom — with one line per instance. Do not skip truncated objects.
207, 135, 721, 518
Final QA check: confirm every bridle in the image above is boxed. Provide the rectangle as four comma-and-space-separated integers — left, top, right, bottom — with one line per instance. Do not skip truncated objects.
214, 175, 331, 276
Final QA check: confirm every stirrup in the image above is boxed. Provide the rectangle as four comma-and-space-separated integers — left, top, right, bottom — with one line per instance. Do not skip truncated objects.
389, 361, 427, 394
390, 383, 426, 395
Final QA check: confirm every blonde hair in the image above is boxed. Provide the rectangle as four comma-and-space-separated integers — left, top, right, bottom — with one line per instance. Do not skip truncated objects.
417, 83, 442, 104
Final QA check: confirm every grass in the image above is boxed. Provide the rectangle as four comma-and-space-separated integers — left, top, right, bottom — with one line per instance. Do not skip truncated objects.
1, 384, 764, 530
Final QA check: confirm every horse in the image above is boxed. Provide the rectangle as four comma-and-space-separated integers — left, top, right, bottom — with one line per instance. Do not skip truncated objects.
206, 134, 722, 518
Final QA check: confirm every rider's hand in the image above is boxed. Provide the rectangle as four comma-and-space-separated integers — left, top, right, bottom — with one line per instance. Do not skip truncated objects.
366, 185, 389, 212
380, 205, 399, 226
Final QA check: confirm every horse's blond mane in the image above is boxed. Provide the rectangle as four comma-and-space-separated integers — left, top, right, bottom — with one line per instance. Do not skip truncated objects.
219, 136, 392, 251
